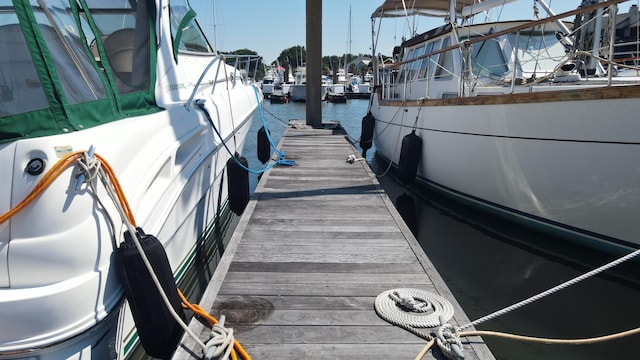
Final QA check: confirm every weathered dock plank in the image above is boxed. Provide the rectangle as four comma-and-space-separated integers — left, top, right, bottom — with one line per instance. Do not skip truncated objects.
172, 124, 495, 360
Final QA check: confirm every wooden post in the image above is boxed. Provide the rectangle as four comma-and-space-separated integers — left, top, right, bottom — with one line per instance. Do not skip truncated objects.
306, 0, 322, 128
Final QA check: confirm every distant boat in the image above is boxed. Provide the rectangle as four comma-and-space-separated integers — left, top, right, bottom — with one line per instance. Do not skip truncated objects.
369, 0, 640, 254
346, 76, 372, 99
325, 83, 348, 103
0, 1, 261, 359
260, 65, 285, 98
270, 91, 289, 103
260, 67, 278, 98
288, 66, 307, 102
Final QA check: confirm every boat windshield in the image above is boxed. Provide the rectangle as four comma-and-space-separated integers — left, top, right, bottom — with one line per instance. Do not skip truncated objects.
169, 0, 213, 54
461, 31, 568, 79
463, 37, 509, 78
508, 32, 568, 76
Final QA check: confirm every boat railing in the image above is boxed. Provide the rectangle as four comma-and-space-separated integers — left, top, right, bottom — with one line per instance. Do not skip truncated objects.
185, 54, 261, 110
223, 54, 261, 85
614, 40, 640, 66
375, 0, 636, 101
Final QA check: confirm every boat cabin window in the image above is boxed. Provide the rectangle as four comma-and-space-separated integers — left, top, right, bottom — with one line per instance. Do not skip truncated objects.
170, 0, 213, 54
464, 37, 509, 77
408, 44, 426, 80
0, 0, 110, 117
84, 0, 151, 93
0, 0, 160, 143
418, 40, 439, 79
0, 19, 48, 116
435, 37, 454, 80
397, 47, 415, 83
508, 32, 567, 77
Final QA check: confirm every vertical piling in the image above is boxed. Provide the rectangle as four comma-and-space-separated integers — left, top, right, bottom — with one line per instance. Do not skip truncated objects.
306, 0, 322, 128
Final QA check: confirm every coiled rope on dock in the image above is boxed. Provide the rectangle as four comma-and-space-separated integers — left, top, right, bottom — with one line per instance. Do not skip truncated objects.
375, 288, 454, 329
374, 287, 463, 358
371, 241, 640, 360
408, 246, 640, 360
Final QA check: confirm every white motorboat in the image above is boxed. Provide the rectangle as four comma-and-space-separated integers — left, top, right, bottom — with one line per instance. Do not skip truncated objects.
260, 66, 283, 98
287, 66, 307, 101
0, 0, 262, 359
369, 0, 640, 254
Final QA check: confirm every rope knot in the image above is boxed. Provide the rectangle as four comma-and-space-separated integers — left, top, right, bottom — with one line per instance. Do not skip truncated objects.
437, 323, 465, 360
390, 290, 431, 313
75, 147, 102, 190
204, 315, 235, 360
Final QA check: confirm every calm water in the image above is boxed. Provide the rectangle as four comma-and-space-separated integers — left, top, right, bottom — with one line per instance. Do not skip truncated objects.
240, 97, 640, 360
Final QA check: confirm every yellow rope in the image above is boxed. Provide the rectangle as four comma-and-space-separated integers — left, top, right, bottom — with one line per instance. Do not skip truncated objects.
415, 326, 640, 360
413, 338, 435, 360
0, 151, 83, 225
461, 327, 640, 345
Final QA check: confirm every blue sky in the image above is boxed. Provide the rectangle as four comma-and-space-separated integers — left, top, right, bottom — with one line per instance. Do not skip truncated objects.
189, 1, 633, 64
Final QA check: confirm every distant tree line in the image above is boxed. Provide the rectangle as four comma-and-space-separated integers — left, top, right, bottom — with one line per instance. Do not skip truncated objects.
222, 46, 391, 81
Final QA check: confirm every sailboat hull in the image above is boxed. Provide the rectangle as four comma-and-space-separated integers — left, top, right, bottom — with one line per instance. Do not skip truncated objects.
373, 86, 640, 253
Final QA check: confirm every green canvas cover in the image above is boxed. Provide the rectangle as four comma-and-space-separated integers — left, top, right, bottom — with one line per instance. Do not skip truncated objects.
0, 0, 161, 143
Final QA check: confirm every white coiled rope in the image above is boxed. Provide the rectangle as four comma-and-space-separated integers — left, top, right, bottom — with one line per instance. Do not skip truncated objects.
375, 288, 455, 333
375, 288, 454, 328
376, 288, 462, 358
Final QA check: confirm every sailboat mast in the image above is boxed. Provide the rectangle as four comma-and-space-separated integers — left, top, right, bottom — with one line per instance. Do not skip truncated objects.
212, 0, 218, 51
345, 5, 351, 81
449, 0, 456, 24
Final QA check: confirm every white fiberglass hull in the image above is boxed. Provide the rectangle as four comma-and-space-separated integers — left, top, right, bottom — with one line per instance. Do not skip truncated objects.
288, 84, 307, 102
0, 84, 258, 359
372, 88, 640, 253
0, 1, 263, 358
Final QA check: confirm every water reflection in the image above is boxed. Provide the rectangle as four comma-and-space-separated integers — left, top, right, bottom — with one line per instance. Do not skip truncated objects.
395, 192, 419, 235
377, 171, 640, 360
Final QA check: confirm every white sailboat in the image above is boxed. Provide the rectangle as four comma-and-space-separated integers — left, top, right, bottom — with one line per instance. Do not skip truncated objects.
0, 0, 261, 358
369, 0, 640, 254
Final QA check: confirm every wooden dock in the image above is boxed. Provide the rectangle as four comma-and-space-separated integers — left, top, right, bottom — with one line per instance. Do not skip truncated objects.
173, 122, 495, 360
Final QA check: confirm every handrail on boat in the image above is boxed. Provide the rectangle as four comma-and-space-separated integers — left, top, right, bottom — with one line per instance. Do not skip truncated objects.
185, 54, 223, 111
184, 54, 261, 111
375, 0, 636, 100
379, 0, 627, 72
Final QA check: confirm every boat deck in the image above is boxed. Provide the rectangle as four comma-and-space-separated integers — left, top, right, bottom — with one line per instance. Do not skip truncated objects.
172, 122, 495, 360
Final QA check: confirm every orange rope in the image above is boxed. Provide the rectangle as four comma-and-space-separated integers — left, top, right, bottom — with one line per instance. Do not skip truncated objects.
0, 151, 244, 358
0, 151, 83, 225
95, 153, 136, 226
0, 151, 136, 226
178, 290, 251, 360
